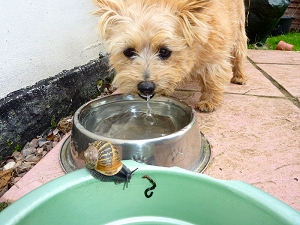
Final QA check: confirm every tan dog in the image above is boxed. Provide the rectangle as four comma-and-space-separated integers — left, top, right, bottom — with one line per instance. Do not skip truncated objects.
93, 0, 247, 112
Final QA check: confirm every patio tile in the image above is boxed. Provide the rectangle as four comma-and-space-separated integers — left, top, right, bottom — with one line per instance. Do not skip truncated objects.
257, 64, 300, 98
172, 85, 300, 211
248, 50, 300, 64
1, 50, 300, 213
226, 61, 284, 97
176, 61, 284, 98
194, 93, 300, 211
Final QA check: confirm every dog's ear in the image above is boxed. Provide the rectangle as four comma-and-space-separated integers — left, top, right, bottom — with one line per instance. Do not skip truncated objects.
93, 0, 124, 39
175, 0, 210, 46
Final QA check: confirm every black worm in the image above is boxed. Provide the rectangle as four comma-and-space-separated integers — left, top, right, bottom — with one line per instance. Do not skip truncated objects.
142, 175, 156, 198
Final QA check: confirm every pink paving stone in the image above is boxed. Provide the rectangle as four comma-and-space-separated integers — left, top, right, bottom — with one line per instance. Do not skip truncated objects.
196, 94, 300, 211
1, 49, 300, 213
257, 64, 300, 98
177, 61, 284, 98
248, 50, 300, 64
226, 61, 285, 97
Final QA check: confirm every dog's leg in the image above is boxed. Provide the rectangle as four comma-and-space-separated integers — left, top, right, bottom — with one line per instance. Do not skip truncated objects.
196, 64, 229, 112
230, 49, 247, 85
197, 90, 223, 113
230, 19, 247, 85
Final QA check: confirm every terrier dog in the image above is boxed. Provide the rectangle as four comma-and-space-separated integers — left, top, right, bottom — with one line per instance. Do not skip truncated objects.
93, 0, 247, 112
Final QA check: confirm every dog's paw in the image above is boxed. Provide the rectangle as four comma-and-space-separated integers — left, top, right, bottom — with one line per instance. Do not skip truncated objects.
195, 102, 216, 113
230, 77, 246, 85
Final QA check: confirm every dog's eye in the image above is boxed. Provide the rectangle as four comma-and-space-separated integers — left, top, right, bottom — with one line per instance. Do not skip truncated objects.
123, 48, 136, 58
158, 47, 172, 60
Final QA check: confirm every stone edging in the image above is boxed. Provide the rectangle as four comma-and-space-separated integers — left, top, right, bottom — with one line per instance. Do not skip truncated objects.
0, 55, 112, 157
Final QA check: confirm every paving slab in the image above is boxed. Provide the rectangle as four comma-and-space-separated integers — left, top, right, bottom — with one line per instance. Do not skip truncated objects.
248, 50, 300, 64
164, 82, 300, 212
196, 94, 300, 211
165, 50, 300, 211
226, 61, 285, 97
177, 61, 284, 98
1, 50, 300, 213
257, 64, 300, 98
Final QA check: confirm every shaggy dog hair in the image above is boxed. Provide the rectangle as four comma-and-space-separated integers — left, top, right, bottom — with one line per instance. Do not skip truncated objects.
93, 0, 247, 112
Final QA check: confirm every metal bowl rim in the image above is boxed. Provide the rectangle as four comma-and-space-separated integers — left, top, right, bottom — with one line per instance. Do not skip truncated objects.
73, 94, 198, 143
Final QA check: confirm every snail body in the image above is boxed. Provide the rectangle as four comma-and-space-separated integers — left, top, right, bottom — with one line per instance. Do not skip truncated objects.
84, 140, 137, 188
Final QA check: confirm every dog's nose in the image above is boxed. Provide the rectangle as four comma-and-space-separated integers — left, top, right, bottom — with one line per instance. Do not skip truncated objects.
137, 81, 156, 95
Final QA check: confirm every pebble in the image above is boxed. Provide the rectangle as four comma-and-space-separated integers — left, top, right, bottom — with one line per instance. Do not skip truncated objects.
3, 162, 16, 171
21, 147, 36, 157
17, 172, 27, 177
12, 151, 23, 161
30, 138, 39, 147
25, 155, 40, 163
23, 140, 38, 149
53, 136, 60, 142
0, 115, 71, 197
46, 143, 53, 151
57, 116, 73, 134
36, 148, 44, 155
5, 159, 15, 164
17, 164, 32, 173
13, 177, 21, 183
52, 141, 59, 148
38, 138, 48, 147
14, 160, 22, 168
42, 151, 48, 157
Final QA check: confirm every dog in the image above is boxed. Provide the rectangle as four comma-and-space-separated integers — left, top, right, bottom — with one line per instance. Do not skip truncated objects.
93, 0, 247, 112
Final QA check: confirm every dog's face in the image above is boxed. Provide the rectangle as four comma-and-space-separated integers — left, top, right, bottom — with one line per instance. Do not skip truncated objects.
93, 0, 210, 98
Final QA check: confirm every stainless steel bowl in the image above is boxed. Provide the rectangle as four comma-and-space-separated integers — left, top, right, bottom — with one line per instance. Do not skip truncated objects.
60, 94, 211, 173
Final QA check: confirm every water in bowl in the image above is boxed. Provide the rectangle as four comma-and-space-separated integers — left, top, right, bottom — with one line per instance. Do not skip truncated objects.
92, 95, 177, 140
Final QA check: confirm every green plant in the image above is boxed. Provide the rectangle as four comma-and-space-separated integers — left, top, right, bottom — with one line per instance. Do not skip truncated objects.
51, 117, 57, 128
6, 141, 13, 147
6, 140, 22, 152
13, 144, 22, 152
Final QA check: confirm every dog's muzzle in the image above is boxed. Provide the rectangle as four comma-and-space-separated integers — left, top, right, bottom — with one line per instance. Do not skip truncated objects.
137, 81, 156, 100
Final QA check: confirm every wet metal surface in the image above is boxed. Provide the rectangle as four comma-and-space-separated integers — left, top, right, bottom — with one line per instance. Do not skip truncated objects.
60, 95, 211, 172
60, 132, 211, 173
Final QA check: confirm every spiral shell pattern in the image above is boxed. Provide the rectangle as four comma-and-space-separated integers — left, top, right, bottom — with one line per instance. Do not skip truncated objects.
84, 140, 122, 176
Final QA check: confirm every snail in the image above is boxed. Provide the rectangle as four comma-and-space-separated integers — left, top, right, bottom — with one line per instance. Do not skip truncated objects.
84, 140, 138, 188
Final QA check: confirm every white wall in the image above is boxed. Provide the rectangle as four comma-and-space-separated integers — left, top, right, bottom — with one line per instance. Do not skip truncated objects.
0, 0, 106, 99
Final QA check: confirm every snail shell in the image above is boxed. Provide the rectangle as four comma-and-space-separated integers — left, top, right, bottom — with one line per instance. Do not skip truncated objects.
84, 140, 122, 176
84, 140, 138, 188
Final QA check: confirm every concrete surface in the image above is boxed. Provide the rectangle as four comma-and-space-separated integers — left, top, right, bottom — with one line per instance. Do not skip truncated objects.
1, 50, 300, 212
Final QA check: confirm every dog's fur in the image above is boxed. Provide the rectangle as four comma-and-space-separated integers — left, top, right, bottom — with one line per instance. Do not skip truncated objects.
93, 0, 247, 112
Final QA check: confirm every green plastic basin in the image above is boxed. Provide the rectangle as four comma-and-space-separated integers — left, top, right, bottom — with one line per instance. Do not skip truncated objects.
1, 161, 300, 225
